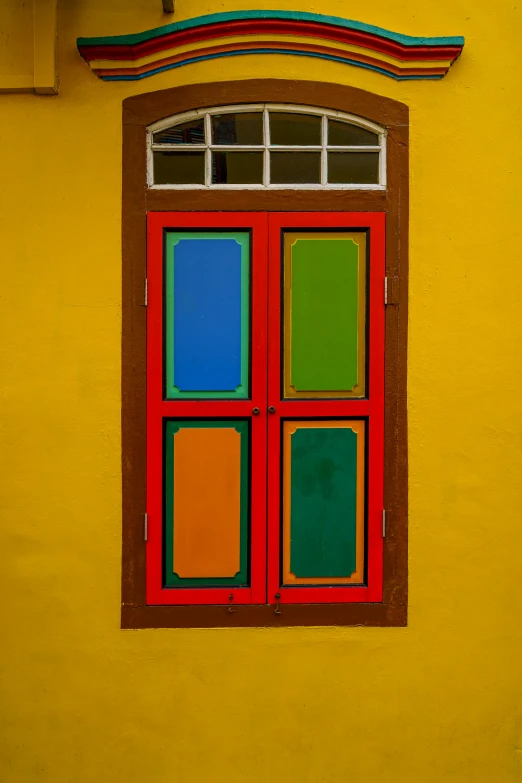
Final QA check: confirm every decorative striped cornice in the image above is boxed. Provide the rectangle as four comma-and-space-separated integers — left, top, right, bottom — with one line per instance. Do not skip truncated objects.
77, 10, 464, 82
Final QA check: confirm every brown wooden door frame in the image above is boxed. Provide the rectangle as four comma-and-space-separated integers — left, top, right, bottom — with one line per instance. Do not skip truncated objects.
121, 79, 408, 628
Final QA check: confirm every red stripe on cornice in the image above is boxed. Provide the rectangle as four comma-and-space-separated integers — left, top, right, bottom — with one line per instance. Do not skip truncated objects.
79, 19, 462, 64
93, 40, 448, 78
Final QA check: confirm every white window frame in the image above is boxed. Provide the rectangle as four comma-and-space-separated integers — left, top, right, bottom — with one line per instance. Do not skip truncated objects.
147, 103, 386, 190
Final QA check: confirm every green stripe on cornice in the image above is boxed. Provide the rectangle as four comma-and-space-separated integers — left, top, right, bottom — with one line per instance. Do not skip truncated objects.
77, 10, 465, 49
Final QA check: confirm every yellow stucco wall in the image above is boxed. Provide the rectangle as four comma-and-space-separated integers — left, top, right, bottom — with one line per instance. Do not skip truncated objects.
1, 1, 522, 780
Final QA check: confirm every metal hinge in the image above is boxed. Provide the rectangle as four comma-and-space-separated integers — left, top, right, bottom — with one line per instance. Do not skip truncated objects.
382, 510, 386, 538
144, 513, 148, 542
144, 278, 148, 307
384, 276, 399, 305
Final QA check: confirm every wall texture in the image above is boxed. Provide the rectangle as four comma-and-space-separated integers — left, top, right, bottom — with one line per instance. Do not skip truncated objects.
1, 1, 522, 781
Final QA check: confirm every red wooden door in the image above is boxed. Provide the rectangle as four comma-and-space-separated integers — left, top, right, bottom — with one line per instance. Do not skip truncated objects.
267, 213, 385, 605
146, 212, 268, 605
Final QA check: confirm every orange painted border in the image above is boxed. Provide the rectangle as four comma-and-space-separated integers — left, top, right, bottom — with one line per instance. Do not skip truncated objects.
282, 420, 365, 585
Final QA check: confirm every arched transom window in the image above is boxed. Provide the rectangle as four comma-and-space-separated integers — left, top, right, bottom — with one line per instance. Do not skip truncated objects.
148, 104, 386, 190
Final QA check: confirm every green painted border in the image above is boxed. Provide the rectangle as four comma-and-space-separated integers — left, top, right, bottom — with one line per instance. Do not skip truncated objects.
165, 232, 250, 399
164, 420, 249, 588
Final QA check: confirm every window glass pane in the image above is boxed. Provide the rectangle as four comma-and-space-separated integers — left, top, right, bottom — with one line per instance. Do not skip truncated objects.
328, 120, 379, 146
269, 113, 321, 145
153, 151, 205, 185
153, 119, 205, 145
212, 152, 264, 184
328, 152, 379, 184
211, 113, 263, 145
270, 152, 321, 184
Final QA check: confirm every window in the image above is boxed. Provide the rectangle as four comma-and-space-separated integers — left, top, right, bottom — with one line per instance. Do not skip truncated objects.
148, 105, 386, 189
122, 81, 408, 628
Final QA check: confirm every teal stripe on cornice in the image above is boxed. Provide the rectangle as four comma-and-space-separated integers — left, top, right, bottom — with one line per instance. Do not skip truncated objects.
77, 10, 465, 49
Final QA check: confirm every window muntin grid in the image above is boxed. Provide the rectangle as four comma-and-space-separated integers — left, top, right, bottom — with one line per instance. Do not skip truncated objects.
148, 104, 386, 190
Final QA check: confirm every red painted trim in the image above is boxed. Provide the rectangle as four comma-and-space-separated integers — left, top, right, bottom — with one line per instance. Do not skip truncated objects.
267, 400, 371, 417
267, 212, 385, 605
146, 212, 268, 606
80, 20, 462, 63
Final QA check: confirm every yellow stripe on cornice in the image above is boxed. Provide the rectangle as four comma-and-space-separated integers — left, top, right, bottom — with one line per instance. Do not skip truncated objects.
89, 34, 453, 72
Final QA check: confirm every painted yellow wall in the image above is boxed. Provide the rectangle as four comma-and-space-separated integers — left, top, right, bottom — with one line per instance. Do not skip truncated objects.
1, 1, 522, 780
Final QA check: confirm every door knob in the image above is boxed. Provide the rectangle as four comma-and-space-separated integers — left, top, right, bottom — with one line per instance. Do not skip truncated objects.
252, 407, 260, 415
268, 406, 276, 414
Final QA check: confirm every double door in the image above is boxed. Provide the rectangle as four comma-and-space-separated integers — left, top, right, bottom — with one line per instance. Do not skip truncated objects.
146, 212, 384, 606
